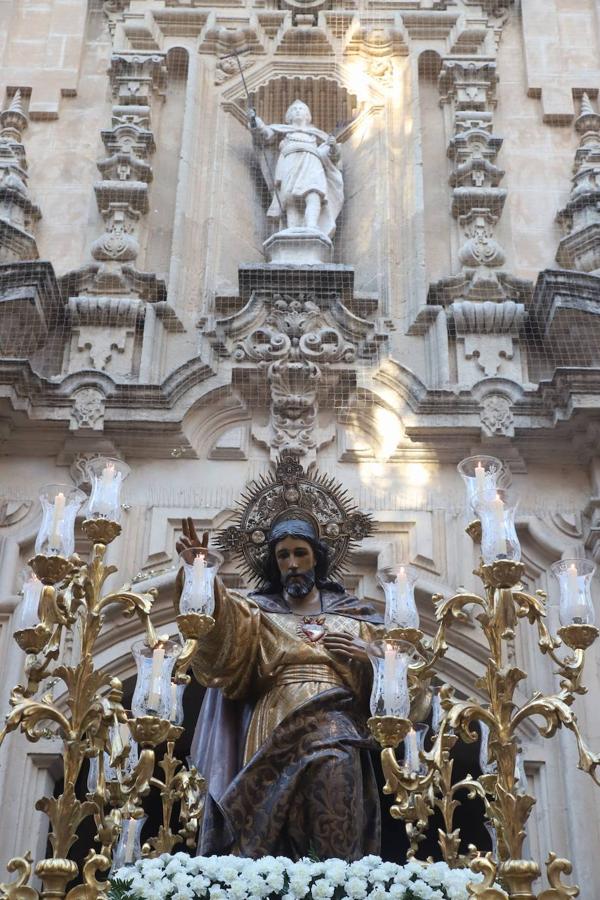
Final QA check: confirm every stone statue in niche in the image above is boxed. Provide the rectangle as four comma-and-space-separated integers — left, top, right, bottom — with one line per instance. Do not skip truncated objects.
249, 99, 344, 265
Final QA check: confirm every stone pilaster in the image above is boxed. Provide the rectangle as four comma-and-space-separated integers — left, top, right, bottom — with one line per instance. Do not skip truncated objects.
62, 54, 168, 380
429, 59, 532, 389
556, 93, 600, 273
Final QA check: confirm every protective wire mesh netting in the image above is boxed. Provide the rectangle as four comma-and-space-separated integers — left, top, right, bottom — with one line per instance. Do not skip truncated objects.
0, 0, 597, 504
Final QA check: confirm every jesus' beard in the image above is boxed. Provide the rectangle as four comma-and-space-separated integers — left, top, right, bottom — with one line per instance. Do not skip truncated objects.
283, 569, 316, 599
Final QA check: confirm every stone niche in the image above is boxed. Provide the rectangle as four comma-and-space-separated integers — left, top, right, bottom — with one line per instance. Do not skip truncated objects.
223, 74, 361, 266
241, 76, 359, 136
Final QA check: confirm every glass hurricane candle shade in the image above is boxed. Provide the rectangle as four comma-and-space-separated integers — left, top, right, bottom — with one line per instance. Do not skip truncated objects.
479, 495, 521, 565
179, 549, 223, 616
478, 721, 498, 775
86, 457, 130, 522
404, 722, 429, 775
169, 682, 186, 726
110, 816, 147, 870
430, 685, 443, 736
16, 573, 43, 630
87, 724, 139, 793
485, 821, 499, 860
131, 638, 182, 719
35, 484, 86, 557
457, 455, 504, 517
377, 564, 419, 631
550, 558, 596, 626
368, 639, 419, 718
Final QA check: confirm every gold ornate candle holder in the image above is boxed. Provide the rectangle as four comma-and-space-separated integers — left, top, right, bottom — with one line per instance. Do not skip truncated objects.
0, 521, 201, 899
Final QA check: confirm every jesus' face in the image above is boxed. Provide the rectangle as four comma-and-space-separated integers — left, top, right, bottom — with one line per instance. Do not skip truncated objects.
275, 535, 316, 599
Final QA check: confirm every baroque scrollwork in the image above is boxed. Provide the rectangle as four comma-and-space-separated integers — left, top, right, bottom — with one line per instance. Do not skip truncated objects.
232, 293, 359, 460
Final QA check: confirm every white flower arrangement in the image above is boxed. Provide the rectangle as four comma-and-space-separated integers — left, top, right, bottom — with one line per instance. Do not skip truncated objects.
109, 854, 487, 900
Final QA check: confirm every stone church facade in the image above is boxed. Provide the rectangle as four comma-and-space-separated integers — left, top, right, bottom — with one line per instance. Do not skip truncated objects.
1, 0, 600, 889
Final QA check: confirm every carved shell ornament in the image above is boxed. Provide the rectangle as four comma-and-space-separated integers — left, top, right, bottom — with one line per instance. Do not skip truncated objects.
216, 453, 373, 585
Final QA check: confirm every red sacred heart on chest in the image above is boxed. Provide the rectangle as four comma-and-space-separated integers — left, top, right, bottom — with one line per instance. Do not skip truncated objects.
297, 616, 327, 643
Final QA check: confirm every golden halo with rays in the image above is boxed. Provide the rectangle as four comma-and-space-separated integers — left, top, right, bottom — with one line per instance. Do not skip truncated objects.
216, 453, 373, 586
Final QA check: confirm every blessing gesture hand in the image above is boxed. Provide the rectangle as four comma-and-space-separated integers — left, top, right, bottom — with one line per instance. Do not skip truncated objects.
323, 631, 369, 663
176, 517, 209, 564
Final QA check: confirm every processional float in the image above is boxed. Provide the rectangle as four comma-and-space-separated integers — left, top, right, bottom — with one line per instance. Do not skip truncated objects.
0, 453, 598, 900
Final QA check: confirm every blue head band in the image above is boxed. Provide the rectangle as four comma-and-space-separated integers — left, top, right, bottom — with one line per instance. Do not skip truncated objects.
268, 518, 318, 545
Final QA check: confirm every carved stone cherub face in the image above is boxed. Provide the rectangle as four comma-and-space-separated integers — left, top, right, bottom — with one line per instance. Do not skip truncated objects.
285, 100, 312, 128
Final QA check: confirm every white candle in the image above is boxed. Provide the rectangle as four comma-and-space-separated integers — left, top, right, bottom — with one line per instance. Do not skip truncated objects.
97, 462, 117, 515
491, 494, 507, 557
19, 573, 42, 629
148, 644, 165, 711
383, 646, 395, 714
406, 729, 419, 772
565, 564, 586, 620
192, 553, 206, 598
475, 460, 486, 499
397, 566, 409, 602
49, 492, 65, 549
102, 462, 115, 484
124, 819, 136, 863
119, 722, 130, 747
112, 724, 124, 758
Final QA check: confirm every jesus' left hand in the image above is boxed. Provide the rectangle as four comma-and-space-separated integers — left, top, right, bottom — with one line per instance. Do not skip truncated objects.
323, 631, 369, 663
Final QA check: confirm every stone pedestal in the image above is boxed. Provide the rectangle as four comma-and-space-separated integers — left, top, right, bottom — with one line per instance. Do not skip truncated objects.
263, 228, 333, 265
0, 261, 62, 356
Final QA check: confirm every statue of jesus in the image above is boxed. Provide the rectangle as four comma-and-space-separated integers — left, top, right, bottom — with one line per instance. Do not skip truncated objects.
176, 459, 383, 860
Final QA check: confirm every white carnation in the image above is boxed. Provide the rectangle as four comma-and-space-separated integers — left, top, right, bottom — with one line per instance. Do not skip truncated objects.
311, 878, 335, 900
209, 888, 227, 900
408, 880, 435, 900
348, 862, 371, 879
345, 876, 368, 899
289, 876, 310, 898
229, 878, 249, 900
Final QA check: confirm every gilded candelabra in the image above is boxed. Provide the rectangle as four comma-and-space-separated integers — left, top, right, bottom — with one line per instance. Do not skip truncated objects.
369, 457, 600, 900
0, 462, 209, 900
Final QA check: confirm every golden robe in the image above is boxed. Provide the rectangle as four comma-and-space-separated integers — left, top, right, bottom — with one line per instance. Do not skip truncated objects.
189, 580, 384, 860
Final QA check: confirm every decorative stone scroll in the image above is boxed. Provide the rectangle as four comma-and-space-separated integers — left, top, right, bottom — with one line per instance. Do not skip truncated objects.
202, 267, 388, 462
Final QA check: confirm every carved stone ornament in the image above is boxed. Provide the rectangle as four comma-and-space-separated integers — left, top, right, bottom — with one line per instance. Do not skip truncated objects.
216, 453, 373, 585
232, 293, 356, 460
556, 94, 600, 273
480, 393, 514, 437
69, 388, 106, 432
